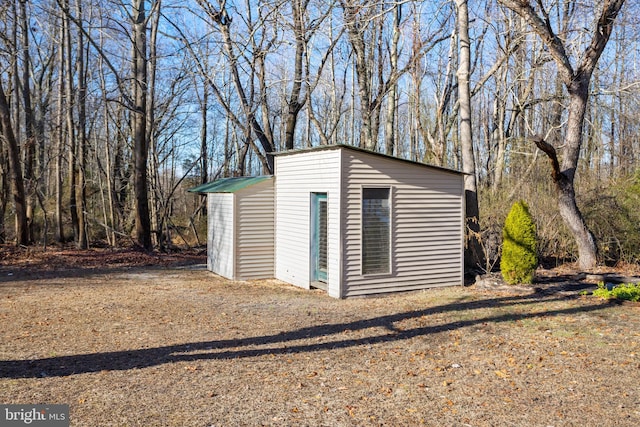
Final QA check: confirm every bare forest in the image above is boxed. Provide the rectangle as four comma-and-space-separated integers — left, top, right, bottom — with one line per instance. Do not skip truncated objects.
0, 0, 638, 271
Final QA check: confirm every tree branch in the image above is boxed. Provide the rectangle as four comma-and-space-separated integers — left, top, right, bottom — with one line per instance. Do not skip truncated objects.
577, 0, 626, 77
497, 0, 574, 84
530, 135, 561, 182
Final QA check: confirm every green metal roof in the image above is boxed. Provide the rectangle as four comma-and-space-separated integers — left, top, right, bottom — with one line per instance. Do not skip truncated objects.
188, 176, 272, 194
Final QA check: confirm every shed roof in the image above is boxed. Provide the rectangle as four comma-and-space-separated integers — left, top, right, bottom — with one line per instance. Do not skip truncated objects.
273, 144, 465, 175
188, 176, 272, 194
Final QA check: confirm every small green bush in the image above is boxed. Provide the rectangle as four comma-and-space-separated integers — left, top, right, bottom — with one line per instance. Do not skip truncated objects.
501, 200, 538, 284
592, 282, 640, 302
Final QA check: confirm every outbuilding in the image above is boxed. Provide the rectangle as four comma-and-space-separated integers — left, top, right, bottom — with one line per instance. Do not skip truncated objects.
191, 144, 465, 298
189, 176, 274, 281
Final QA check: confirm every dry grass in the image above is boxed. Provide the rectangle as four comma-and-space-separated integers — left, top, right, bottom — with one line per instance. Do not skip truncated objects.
1, 248, 639, 426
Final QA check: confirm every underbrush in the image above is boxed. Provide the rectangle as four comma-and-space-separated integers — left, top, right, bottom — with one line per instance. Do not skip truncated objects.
592, 282, 640, 302
479, 169, 640, 271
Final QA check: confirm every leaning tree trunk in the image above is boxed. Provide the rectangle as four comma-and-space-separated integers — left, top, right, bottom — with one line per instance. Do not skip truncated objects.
557, 81, 598, 269
534, 131, 597, 270
531, 80, 598, 270
557, 178, 597, 269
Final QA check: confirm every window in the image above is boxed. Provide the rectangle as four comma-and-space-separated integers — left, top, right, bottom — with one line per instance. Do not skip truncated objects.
362, 188, 390, 274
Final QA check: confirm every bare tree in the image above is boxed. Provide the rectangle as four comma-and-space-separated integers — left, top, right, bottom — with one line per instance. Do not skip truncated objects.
339, 0, 381, 150
498, 0, 626, 270
196, 0, 275, 173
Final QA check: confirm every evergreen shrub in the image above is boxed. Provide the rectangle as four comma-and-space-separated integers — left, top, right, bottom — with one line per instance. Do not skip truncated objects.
501, 200, 538, 284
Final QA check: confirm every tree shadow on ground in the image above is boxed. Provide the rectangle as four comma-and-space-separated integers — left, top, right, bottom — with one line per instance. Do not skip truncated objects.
0, 291, 612, 379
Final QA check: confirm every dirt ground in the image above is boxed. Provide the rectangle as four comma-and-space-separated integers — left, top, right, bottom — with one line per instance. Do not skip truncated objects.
1, 247, 639, 426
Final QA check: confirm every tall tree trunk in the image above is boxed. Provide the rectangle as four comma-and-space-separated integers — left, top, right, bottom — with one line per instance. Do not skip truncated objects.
341, 1, 375, 150
284, 0, 305, 150
97, 30, 117, 246
75, 0, 88, 249
199, 79, 208, 216
18, 0, 35, 243
55, 16, 65, 243
63, 0, 79, 243
0, 142, 8, 243
132, 0, 152, 250
557, 81, 598, 268
200, 86, 208, 185
384, 2, 401, 156
0, 79, 29, 245
148, 0, 160, 248
456, 0, 482, 269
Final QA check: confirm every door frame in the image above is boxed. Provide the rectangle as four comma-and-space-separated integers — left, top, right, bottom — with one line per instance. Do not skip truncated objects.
310, 192, 328, 287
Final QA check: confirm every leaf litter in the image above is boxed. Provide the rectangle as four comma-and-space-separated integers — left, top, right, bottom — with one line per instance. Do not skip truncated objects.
0, 247, 639, 426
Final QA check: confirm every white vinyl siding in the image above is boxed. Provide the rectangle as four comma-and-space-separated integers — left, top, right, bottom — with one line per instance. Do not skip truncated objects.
235, 180, 274, 279
205, 178, 274, 281
202, 144, 463, 298
274, 150, 342, 298
342, 150, 464, 297
207, 193, 235, 279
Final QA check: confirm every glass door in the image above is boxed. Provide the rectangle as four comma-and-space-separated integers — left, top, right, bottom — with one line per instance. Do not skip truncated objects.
311, 193, 328, 284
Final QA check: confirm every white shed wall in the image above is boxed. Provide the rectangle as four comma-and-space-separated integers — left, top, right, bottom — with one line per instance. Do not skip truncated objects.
274, 150, 342, 297
207, 193, 235, 279
341, 150, 464, 297
235, 179, 275, 279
